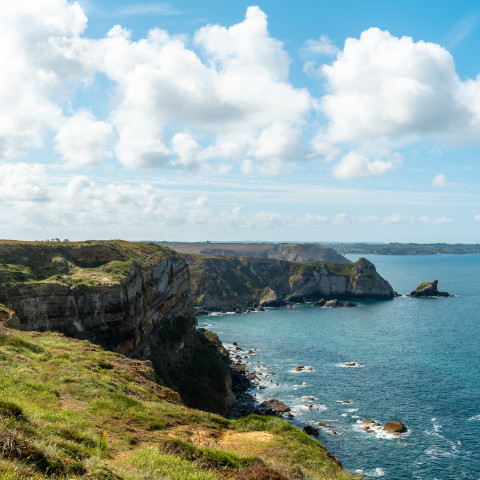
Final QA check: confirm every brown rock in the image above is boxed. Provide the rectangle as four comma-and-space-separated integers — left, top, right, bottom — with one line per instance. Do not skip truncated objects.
383, 419, 407, 433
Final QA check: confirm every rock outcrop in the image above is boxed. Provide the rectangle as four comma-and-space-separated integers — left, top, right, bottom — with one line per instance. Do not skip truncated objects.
409, 279, 450, 297
0, 240, 232, 415
187, 254, 394, 311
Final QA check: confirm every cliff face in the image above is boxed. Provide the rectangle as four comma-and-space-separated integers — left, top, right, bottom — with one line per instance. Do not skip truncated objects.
0, 241, 191, 357
0, 241, 231, 414
164, 242, 350, 263
187, 254, 393, 309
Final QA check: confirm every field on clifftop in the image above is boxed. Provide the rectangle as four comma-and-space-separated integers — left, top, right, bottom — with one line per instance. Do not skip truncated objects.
0, 324, 361, 480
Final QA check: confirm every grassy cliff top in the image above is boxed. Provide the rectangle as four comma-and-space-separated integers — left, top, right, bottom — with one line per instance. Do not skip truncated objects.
0, 324, 361, 480
161, 242, 350, 264
0, 240, 177, 289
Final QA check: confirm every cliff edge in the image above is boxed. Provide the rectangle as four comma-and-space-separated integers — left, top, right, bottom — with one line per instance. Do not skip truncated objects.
0, 240, 231, 414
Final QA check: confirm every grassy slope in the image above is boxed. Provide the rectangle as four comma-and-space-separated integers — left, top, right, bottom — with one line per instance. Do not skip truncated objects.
0, 240, 175, 289
0, 326, 361, 480
162, 242, 349, 263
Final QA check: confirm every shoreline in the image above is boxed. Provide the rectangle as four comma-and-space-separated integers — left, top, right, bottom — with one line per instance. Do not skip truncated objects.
222, 337, 346, 470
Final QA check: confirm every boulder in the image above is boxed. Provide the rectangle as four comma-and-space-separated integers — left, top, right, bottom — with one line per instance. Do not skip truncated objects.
286, 303, 294, 309
255, 306, 265, 312
383, 419, 407, 434
314, 298, 326, 307
261, 399, 291, 416
303, 425, 319, 436
323, 299, 343, 308
295, 365, 305, 371
343, 301, 357, 307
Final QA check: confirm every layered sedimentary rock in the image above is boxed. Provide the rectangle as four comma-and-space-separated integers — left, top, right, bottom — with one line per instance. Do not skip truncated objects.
0, 241, 191, 357
187, 254, 394, 310
0, 241, 231, 414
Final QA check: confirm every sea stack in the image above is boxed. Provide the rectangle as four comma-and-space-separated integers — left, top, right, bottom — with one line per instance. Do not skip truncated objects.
409, 280, 450, 297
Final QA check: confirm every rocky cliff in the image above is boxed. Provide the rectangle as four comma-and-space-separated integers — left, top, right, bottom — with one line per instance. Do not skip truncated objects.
163, 241, 350, 263
0, 240, 231, 414
187, 254, 394, 310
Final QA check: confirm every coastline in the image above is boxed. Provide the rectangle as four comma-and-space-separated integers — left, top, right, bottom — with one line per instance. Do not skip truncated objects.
217, 332, 347, 470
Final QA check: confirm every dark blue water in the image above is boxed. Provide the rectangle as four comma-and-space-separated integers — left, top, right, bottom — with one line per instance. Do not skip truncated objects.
203, 255, 480, 479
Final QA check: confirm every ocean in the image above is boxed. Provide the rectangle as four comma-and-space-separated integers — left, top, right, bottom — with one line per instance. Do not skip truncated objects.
200, 254, 480, 479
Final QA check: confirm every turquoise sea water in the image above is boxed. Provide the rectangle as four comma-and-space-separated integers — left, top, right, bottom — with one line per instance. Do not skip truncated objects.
202, 254, 480, 479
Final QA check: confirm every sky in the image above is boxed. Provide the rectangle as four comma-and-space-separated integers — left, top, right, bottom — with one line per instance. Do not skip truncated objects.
2, 0, 480, 243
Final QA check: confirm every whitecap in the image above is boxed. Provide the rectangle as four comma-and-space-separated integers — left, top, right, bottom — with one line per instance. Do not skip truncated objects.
346, 408, 359, 413
289, 366, 315, 373
468, 414, 480, 421
365, 467, 386, 477
335, 362, 365, 368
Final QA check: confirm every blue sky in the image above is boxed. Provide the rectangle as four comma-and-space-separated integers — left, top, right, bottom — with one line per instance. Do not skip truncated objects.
1, 1, 480, 242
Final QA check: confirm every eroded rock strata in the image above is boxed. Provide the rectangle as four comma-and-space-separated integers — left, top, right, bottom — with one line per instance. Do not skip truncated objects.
187, 254, 394, 311
0, 240, 231, 414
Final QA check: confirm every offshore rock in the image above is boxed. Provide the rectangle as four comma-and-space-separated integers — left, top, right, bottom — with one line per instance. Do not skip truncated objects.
409, 279, 450, 297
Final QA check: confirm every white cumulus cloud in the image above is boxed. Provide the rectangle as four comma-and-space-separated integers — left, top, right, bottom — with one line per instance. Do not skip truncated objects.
55, 111, 115, 167
332, 151, 401, 180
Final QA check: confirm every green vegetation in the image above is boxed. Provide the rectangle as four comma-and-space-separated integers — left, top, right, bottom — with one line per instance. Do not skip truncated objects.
161, 242, 349, 263
0, 326, 361, 480
187, 254, 361, 308
330, 242, 480, 256
0, 240, 175, 288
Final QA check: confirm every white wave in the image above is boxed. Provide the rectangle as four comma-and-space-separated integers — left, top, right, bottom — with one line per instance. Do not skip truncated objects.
199, 323, 213, 327
346, 408, 359, 413
468, 414, 480, 421
425, 447, 454, 458
365, 468, 386, 477
289, 366, 315, 373
335, 362, 365, 368
294, 403, 328, 413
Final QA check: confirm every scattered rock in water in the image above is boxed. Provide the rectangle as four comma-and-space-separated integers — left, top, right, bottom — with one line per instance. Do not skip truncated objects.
314, 298, 326, 307
232, 342, 237, 346
383, 419, 407, 434
261, 399, 291, 416
345, 362, 356, 367
255, 306, 265, 312
362, 418, 374, 425
318, 422, 338, 435
286, 303, 294, 309
195, 309, 210, 316
344, 301, 357, 307
323, 299, 343, 308
248, 349, 255, 354
295, 365, 305, 372
408, 279, 451, 297
341, 400, 351, 404
302, 396, 315, 401
303, 425, 319, 436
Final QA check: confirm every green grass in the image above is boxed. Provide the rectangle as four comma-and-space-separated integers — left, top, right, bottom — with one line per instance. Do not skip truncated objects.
0, 240, 176, 288
0, 326, 362, 480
